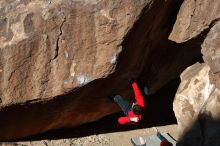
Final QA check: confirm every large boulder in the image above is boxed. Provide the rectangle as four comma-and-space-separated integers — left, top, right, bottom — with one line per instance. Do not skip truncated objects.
0, 0, 147, 106
173, 63, 213, 138
174, 63, 220, 146
169, 0, 220, 43
201, 21, 220, 88
0, 0, 148, 140
0, 0, 201, 140
173, 21, 220, 145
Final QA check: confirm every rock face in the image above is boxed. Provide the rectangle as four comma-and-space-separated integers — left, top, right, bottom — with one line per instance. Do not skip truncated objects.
169, 0, 220, 43
173, 63, 215, 141
0, 0, 145, 106
0, 0, 202, 140
172, 1, 220, 145
201, 21, 220, 89
0, 0, 147, 140
174, 63, 220, 146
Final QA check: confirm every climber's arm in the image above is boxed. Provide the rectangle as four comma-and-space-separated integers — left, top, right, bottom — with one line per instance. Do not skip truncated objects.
118, 117, 131, 125
132, 82, 145, 107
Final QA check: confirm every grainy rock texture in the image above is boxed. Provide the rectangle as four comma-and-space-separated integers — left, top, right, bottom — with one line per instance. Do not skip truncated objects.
0, 134, 112, 146
174, 63, 220, 146
173, 12, 220, 146
0, 0, 202, 141
169, 0, 220, 43
201, 21, 220, 89
173, 63, 214, 137
0, 0, 144, 106
0, 0, 148, 140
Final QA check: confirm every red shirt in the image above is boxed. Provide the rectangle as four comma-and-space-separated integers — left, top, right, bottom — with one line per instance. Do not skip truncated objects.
118, 82, 145, 125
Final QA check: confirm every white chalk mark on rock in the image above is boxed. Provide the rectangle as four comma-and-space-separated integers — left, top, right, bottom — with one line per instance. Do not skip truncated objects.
110, 55, 117, 64
70, 62, 76, 77
100, 10, 114, 21
110, 46, 122, 64
77, 74, 89, 85
65, 50, 69, 59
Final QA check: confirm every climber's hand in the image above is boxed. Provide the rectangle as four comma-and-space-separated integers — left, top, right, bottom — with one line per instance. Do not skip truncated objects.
130, 117, 139, 122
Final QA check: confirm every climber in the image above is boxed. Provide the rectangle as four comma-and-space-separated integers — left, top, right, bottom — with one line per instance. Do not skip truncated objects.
108, 81, 147, 125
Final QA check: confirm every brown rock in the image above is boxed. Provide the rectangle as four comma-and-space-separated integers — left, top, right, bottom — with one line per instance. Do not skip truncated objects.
167, 0, 220, 145
0, 0, 146, 106
201, 21, 220, 74
1, 0, 148, 140
173, 63, 213, 136
173, 62, 220, 146
0, 0, 202, 140
169, 0, 220, 43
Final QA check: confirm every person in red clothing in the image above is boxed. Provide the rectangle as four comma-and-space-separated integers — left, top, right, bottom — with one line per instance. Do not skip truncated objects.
109, 81, 147, 125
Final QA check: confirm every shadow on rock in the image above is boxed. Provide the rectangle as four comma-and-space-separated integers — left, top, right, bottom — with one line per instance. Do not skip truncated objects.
19, 78, 179, 141
177, 113, 220, 146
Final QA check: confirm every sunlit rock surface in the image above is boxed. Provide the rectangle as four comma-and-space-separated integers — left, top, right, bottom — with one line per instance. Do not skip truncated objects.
174, 63, 220, 146
0, 0, 201, 140
173, 21, 220, 146
169, 0, 220, 43
0, 0, 147, 140
0, 0, 146, 106
173, 63, 213, 136
201, 21, 220, 89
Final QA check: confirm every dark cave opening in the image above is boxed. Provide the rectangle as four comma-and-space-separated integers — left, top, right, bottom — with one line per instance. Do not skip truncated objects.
21, 78, 180, 141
